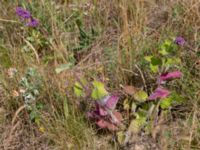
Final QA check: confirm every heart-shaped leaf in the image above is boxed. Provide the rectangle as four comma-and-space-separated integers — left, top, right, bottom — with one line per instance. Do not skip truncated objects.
160, 97, 172, 109
91, 81, 108, 100
134, 90, 148, 102
148, 87, 170, 100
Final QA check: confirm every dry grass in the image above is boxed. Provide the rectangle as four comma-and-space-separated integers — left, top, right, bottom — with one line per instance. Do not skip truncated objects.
0, 0, 200, 149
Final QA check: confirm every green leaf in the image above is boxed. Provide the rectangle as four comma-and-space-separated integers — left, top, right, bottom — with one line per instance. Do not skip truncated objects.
171, 92, 184, 104
55, 63, 73, 74
151, 57, 162, 66
36, 103, 43, 110
150, 64, 158, 73
160, 92, 184, 109
149, 57, 162, 73
128, 114, 146, 134
91, 81, 108, 100
74, 82, 84, 97
159, 40, 172, 52
159, 39, 177, 54
164, 40, 172, 46
164, 58, 181, 66
30, 110, 39, 121
134, 90, 148, 102
117, 131, 125, 145
144, 56, 153, 62
159, 48, 169, 55
160, 97, 172, 109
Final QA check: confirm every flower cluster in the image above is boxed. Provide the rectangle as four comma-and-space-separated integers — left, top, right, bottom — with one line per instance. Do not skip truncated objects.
175, 36, 185, 46
16, 7, 39, 27
87, 95, 122, 131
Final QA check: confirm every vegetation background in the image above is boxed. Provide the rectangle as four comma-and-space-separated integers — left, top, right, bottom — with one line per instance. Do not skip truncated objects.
0, 0, 200, 149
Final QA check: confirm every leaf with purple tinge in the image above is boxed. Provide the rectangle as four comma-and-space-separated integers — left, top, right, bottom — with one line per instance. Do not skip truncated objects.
158, 71, 182, 83
148, 87, 170, 100
96, 119, 118, 131
87, 105, 107, 119
97, 95, 119, 110
98, 106, 108, 116
95, 111, 122, 131
105, 95, 119, 110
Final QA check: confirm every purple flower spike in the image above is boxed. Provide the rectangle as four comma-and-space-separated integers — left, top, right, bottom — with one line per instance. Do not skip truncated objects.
175, 37, 186, 46
159, 71, 182, 84
26, 18, 39, 27
148, 87, 170, 100
16, 7, 31, 19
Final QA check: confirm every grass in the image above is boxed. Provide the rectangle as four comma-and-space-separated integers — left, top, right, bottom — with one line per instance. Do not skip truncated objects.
0, 0, 200, 149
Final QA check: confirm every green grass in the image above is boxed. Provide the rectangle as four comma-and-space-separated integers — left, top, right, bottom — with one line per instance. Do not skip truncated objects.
0, 0, 200, 149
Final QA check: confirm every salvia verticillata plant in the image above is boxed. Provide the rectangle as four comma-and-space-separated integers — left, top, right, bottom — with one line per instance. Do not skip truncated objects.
72, 37, 185, 135
145, 37, 184, 103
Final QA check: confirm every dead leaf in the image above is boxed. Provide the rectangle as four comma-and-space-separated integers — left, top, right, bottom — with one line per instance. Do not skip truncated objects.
123, 85, 138, 95
12, 90, 19, 97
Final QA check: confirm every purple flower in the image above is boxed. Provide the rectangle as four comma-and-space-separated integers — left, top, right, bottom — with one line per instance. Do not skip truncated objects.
148, 87, 170, 100
16, 7, 31, 19
175, 37, 186, 46
26, 18, 39, 27
16, 7, 39, 27
158, 71, 182, 84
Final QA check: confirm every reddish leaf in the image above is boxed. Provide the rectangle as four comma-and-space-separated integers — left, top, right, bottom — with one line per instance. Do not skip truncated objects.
96, 119, 118, 131
112, 111, 123, 123
148, 87, 170, 100
97, 95, 119, 110
97, 95, 110, 106
105, 95, 119, 110
159, 71, 182, 83
98, 106, 108, 116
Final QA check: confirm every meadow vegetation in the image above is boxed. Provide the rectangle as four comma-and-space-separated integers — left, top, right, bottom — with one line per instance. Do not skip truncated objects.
0, 0, 200, 149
